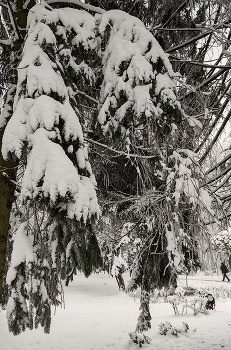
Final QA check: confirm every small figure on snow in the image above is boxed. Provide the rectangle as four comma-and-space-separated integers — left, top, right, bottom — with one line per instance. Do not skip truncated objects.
220, 262, 230, 282
205, 293, 215, 310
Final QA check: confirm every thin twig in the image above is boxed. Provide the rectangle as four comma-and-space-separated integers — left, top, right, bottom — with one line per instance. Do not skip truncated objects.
85, 137, 157, 159
170, 56, 231, 69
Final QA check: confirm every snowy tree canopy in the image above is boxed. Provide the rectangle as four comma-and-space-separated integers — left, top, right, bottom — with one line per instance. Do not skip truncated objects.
2, 4, 182, 216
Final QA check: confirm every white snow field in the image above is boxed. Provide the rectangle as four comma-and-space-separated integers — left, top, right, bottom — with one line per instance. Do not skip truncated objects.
0, 272, 231, 350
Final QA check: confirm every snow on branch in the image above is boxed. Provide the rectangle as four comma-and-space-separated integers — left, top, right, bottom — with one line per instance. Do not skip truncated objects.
0, 38, 11, 45
2, 4, 99, 222
96, 10, 181, 143
166, 149, 214, 217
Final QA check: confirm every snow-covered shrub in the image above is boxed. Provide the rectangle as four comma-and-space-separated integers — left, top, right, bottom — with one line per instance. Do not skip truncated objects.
191, 297, 208, 315
167, 295, 185, 315
159, 321, 193, 337
167, 286, 187, 314
175, 286, 186, 297
158, 321, 172, 335
168, 289, 208, 315
182, 322, 189, 332
129, 332, 151, 347
159, 287, 170, 302
189, 297, 208, 315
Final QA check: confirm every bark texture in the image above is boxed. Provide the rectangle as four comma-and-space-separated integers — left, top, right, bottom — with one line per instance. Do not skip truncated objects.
0, 127, 17, 303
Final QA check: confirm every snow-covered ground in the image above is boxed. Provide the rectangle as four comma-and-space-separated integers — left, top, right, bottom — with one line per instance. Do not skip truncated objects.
1, 272, 231, 350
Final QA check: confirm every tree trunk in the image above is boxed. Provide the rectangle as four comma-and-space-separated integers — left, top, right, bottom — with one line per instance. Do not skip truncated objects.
0, 127, 17, 304
115, 274, 125, 291
0, 0, 36, 305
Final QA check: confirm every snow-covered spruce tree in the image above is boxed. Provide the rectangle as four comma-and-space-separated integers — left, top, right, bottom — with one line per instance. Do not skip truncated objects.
93, 10, 214, 335
1, 4, 102, 334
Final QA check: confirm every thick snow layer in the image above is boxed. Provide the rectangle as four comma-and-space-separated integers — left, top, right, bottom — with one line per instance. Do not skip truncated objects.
6, 222, 35, 285
27, 5, 96, 51
1, 272, 231, 350
1, 4, 99, 222
20, 127, 81, 202
97, 9, 180, 136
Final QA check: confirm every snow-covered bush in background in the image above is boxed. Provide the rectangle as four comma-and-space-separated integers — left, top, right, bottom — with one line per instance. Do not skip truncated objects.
198, 285, 231, 299
150, 288, 161, 303
167, 288, 208, 315
175, 286, 185, 297
211, 229, 231, 262
158, 321, 193, 337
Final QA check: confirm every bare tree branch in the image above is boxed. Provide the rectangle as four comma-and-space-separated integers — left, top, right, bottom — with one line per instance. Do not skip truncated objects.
195, 97, 230, 153
0, 39, 11, 45
155, 27, 209, 32
212, 172, 231, 194
161, 0, 188, 29
166, 20, 231, 54
179, 66, 230, 101
199, 109, 231, 164
206, 28, 231, 80
202, 164, 231, 187
170, 56, 231, 69
5, 0, 22, 41
76, 89, 98, 105
206, 152, 231, 176
46, 0, 105, 13
85, 138, 157, 159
